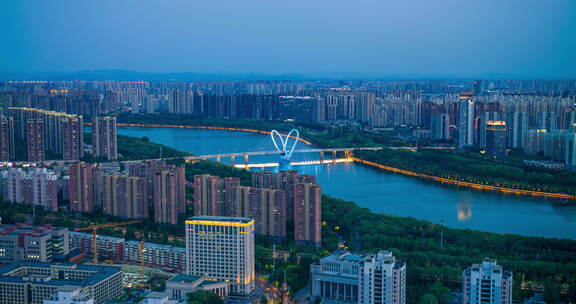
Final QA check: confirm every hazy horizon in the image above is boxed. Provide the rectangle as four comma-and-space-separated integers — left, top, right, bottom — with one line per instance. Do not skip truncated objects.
2, 0, 575, 78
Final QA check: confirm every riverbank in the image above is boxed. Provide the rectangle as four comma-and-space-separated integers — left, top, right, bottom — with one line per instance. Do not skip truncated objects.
352, 157, 576, 202
114, 116, 576, 200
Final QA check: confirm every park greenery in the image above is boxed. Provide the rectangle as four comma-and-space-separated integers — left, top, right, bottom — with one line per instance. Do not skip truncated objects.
5, 132, 576, 303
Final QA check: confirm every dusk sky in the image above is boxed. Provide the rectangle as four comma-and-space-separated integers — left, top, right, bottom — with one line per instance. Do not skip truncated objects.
1, 0, 575, 78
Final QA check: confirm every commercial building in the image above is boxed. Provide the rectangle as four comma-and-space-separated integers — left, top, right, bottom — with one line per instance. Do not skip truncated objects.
485, 121, 507, 158
69, 232, 124, 262
92, 116, 118, 160
310, 248, 406, 304
0, 262, 122, 304
0, 224, 69, 263
185, 216, 255, 295
462, 259, 512, 304
293, 182, 322, 248
166, 274, 230, 301
68, 163, 94, 213
124, 241, 185, 271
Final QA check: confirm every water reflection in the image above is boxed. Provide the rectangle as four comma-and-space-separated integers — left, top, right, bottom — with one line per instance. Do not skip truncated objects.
117, 127, 576, 239
457, 203, 472, 221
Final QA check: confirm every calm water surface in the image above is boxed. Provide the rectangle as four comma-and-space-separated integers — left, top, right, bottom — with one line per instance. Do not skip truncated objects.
119, 127, 576, 239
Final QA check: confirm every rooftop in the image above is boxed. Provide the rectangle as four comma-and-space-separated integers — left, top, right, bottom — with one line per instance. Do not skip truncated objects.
0, 262, 121, 287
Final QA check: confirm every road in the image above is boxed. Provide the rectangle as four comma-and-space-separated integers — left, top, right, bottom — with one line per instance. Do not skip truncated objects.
255, 276, 285, 303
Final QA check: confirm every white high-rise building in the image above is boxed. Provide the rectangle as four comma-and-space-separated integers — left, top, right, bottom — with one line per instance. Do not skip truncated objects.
462, 259, 512, 304
185, 216, 255, 295
310, 249, 406, 304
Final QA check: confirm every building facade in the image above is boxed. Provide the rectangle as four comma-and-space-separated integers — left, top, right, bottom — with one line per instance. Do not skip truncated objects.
0, 262, 122, 304
293, 182, 322, 248
462, 259, 513, 304
310, 249, 406, 304
124, 240, 185, 271
68, 163, 94, 213
185, 216, 255, 295
92, 116, 118, 160
0, 115, 15, 161
485, 121, 507, 158
0, 224, 69, 264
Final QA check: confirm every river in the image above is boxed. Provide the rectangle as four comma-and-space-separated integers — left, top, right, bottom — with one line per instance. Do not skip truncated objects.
118, 126, 576, 239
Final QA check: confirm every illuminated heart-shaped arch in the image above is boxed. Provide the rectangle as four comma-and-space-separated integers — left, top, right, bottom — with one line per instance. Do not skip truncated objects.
270, 129, 300, 159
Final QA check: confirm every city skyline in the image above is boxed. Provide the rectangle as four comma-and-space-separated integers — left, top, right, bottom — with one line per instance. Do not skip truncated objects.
1, 0, 575, 78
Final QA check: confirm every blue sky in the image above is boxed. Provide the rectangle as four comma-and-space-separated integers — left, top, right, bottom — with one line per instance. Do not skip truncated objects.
1, 0, 575, 78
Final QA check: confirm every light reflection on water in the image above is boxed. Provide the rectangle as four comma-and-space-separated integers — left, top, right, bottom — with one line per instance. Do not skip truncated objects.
118, 127, 576, 239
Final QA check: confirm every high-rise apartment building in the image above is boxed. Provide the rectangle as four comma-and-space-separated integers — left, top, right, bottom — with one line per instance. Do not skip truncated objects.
0, 116, 15, 161
8, 107, 84, 161
0, 224, 69, 263
431, 113, 450, 140
193, 174, 240, 216
485, 121, 507, 158
61, 116, 84, 161
232, 186, 287, 241
311, 248, 406, 304
68, 163, 94, 213
27, 119, 45, 162
92, 116, 118, 160
566, 133, 576, 171
1, 167, 58, 211
185, 216, 255, 295
462, 259, 512, 304
102, 175, 148, 219
293, 182, 321, 248
153, 167, 186, 224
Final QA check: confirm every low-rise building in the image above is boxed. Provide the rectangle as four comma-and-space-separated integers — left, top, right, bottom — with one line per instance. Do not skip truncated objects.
310, 248, 406, 304
0, 262, 122, 304
69, 232, 124, 262
165, 274, 230, 301
0, 224, 69, 263
124, 241, 185, 271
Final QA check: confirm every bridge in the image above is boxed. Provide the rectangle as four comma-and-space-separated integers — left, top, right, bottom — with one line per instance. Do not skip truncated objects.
3, 147, 381, 168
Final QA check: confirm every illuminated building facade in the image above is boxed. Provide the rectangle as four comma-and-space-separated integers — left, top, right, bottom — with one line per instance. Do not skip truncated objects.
485, 121, 507, 158
185, 216, 255, 295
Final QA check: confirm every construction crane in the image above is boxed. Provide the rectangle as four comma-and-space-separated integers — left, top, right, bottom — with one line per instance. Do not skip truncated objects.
74, 220, 142, 265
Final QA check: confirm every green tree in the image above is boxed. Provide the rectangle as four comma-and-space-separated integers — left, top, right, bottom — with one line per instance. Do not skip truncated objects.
259, 296, 269, 304
428, 281, 451, 304
418, 294, 439, 304
186, 291, 223, 304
